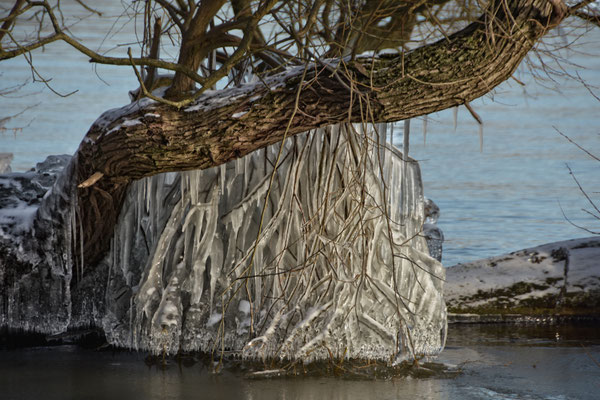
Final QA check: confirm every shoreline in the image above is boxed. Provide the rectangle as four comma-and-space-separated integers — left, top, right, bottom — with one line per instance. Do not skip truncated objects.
444, 236, 600, 320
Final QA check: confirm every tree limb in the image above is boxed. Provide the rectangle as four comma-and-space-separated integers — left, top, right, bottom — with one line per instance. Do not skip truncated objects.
54, 0, 568, 267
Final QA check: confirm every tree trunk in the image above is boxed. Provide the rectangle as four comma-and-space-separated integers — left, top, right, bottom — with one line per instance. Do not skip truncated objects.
42, 0, 564, 272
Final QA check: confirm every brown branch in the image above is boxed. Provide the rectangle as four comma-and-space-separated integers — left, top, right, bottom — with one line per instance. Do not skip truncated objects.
572, 10, 600, 27
566, 164, 600, 218
0, 30, 206, 83
0, 0, 26, 45
0, 0, 205, 86
73, 0, 102, 16
554, 127, 600, 162
568, 0, 598, 14
143, 17, 163, 91
165, 0, 279, 103
167, 0, 227, 94
155, 0, 185, 30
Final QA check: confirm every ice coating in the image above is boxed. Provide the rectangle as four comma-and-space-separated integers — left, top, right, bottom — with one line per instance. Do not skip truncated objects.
0, 155, 77, 333
101, 123, 446, 362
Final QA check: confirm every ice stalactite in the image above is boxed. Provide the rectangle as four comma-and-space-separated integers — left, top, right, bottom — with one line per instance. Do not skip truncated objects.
102, 122, 446, 363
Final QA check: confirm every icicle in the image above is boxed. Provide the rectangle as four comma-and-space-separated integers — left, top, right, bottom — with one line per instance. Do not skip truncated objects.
106, 236, 114, 300
78, 205, 84, 278
236, 157, 243, 176
121, 212, 133, 284
220, 163, 226, 196
129, 296, 134, 348
403, 119, 410, 158
244, 153, 250, 195
453, 106, 458, 131
422, 115, 428, 146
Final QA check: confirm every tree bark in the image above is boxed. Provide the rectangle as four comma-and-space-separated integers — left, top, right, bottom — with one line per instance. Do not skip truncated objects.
46, 0, 564, 269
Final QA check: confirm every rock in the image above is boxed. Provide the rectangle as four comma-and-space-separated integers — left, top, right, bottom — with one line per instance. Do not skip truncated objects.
445, 237, 600, 319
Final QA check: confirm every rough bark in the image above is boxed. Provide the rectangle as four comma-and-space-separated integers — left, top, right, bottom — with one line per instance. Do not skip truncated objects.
43, 0, 563, 269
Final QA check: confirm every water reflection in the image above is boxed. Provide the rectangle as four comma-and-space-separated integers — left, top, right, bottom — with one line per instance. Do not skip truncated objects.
1, 324, 599, 400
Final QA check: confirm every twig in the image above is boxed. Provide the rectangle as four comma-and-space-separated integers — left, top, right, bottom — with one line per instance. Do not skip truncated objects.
555, 127, 600, 162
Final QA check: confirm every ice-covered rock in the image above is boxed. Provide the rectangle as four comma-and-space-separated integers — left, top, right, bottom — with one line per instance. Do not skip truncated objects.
445, 237, 600, 317
0, 154, 74, 334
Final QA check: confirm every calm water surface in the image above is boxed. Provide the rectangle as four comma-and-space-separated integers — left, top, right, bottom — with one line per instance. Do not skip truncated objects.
1, 4, 599, 266
1, 324, 599, 400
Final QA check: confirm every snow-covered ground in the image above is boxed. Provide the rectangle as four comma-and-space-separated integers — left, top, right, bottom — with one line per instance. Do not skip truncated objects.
445, 237, 600, 316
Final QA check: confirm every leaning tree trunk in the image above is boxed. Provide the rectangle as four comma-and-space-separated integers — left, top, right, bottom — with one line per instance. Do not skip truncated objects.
69, 0, 565, 269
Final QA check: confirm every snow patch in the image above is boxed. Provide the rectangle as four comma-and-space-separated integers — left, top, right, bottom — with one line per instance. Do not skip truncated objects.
122, 118, 142, 127
232, 111, 247, 119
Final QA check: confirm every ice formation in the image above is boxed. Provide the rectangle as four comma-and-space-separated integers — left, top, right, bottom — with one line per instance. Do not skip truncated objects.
1, 123, 446, 364
100, 122, 446, 362
0, 154, 75, 334
423, 198, 444, 262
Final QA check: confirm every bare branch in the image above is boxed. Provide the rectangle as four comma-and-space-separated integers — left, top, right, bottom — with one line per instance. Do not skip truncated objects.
155, 0, 185, 30
73, 0, 102, 17
559, 201, 600, 235
566, 163, 600, 218
554, 127, 600, 162
568, 0, 598, 14
0, 0, 27, 47
573, 10, 600, 27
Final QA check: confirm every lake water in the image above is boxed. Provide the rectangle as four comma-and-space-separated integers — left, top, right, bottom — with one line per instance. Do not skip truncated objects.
0, 3, 599, 267
1, 323, 599, 400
